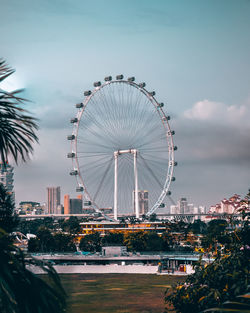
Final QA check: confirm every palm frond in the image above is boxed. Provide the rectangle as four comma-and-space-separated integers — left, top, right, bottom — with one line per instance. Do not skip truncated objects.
0, 59, 39, 164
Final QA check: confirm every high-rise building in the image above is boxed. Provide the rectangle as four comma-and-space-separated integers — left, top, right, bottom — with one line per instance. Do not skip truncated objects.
179, 197, 188, 214
64, 194, 70, 214
47, 187, 61, 214
0, 163, 15, 201
64, 194, 82, 214
133, 190, 149, 215
170, 198, 194, 215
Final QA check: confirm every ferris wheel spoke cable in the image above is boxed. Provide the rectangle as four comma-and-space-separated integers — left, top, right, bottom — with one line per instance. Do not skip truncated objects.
77, 151, 110, 156
78, 121, 115, 147
131, 126, 161, 150
79, 162, 112, 176
82, 103, 119, 142
77, 138, 113, 151
128, 95, 151, 140
80, 109, 120, 147
79, 158, 112, 175
76, 152, 111, 158
93, 157, 113, 202
109, 84, 123, 129
136, 133, 166, 151
139, 155, 164, 189
125, 88, 144, 135
90, 91, 119, 137
128, 116, 159, 149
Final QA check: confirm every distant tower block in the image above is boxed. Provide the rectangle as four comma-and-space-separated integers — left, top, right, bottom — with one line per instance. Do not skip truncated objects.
64, 194, 83, 214
64, 194, 70, 214
47, 186, 61, 214
0, 163, 15, 203
133, 190, 149, 215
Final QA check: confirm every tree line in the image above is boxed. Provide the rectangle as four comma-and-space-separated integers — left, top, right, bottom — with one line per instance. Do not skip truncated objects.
25, 217, 235, 254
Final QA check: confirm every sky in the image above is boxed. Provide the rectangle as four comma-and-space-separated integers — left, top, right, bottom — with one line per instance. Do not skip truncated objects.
1, 0, 250, 210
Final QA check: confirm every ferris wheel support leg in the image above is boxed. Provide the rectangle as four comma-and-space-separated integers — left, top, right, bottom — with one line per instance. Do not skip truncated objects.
133, 150, 139, 219
114, 152, 118, 220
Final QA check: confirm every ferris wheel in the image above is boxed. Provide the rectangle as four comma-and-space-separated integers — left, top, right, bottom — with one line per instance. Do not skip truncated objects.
68, 75, 177, 219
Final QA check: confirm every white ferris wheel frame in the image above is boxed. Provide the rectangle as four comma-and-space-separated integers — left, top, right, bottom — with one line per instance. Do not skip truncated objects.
69, 77, 176, 217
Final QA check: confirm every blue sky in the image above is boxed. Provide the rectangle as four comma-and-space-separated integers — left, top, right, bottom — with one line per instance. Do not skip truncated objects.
1, 0, 250, 209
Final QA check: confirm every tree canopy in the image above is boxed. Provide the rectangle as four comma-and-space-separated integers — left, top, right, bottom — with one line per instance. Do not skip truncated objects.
165, 212, 250, 313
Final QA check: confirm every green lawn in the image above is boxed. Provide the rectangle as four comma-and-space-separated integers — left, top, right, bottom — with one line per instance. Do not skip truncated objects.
58, 274, 185, 313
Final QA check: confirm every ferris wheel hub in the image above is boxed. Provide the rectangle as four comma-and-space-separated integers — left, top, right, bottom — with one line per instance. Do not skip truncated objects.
114, 149, 138, 156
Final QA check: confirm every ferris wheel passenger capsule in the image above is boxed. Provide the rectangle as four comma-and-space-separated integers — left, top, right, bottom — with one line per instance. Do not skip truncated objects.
70, 118, 78, 123
70, 170, 78, 176
104, 76, 112, 81
171, 177, 176, 181
174, 146, 178, 151
76, 103, 84, 108
139, 82, 146, 88
162, 115, 171, 121
128, 77, 135, 82
84, 201, 92, 206
76, 186, 84, 192
168, 130, 175, 136
84, 90, 92, 96
67, 153, 75, 158
116, 74, 124, 80
149, 91, 156, 96
166, 191, 171, 196
67, 135, 75, 140
174, 161, 178, 166
158, 103, 164, 108
93, 81, 101, 87
159, 203, 165, 208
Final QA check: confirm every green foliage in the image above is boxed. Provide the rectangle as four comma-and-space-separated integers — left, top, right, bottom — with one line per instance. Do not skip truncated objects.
171, 220, 188, 233
79, 232, 101, 252
123, 231, 167, 252
202, 287, 250, 312
0, 184, 66, 312
144, 232, 164, 251
18, 219, 45, 235
28, 228, 76, 253
36, 227, 55, 252
17, 217, 56, 235
0, 184, 18, 233
0, 229, 66, 313
149, 213, 157, 222
53, 233, 76, 252
28, 237, 40, 252
188, 220, 207, 235
165, 214, 250, 313
102, 232, 124, 246
207, 219, 228, 237
0, 59, 38, 164
201, 219, 228, 252
61, 216, 80, 234
123, 231, 148, 252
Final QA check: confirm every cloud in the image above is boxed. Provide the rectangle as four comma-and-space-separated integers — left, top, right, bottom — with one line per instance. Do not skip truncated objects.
167, 97, 250, 206
174, 98, 250, 164
183, 99, 250, 127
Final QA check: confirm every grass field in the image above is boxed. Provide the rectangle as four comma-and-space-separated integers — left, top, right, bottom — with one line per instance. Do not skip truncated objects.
58, 274, 185, 313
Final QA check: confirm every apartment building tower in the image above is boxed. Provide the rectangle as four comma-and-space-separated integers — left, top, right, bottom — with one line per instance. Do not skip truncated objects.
47, 186, 61, 214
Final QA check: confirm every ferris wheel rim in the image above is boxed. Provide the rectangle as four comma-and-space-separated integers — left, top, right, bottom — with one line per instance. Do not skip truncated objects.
69, 77, 175, 217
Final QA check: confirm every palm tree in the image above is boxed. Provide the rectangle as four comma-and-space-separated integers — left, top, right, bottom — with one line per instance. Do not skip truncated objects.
0, 60, 66, 312
0, 59, 38, 164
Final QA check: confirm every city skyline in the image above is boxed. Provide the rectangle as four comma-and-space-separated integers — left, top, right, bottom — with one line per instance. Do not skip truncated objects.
1, 0, 249, 208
